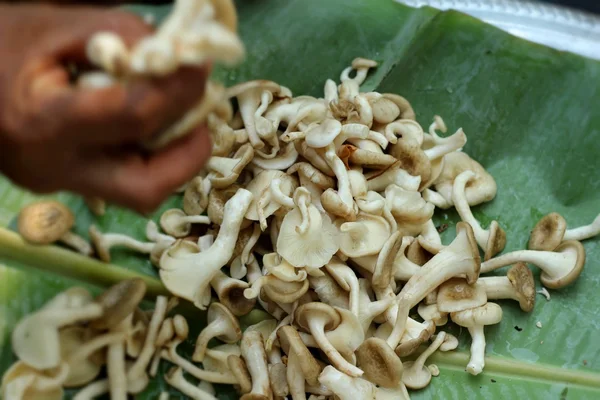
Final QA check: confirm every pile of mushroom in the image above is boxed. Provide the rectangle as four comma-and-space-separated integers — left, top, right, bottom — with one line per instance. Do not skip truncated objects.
9, 54, 600, 400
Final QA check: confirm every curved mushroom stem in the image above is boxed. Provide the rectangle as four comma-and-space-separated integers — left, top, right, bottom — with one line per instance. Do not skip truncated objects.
452, 171, 489, 247
146, 221, 176, 244
165, 368, 217, 400
243, 275, 266, 299
386, 296, 411, 349
73, 379, 109, 400
424, 128, 466, 160
307, 317, 363, 377
466, 326, 486, 375
271, 179, 296, 209
69, 332, 126, 364
241, 331, 272, 399
480, 249, 568, 275
162, 344, 237, 384
60, 231, 93, 255
422, 188, 452, 209
295, 193, 312, 235
564, 214, 600, 241
367, 130, 389, 149
193, 320, 228, 361
411, 331, 446, 372
257, 190, 273, 231
181, 215, 211, 225
324, 144, 354, 210
324, 79, 338, 104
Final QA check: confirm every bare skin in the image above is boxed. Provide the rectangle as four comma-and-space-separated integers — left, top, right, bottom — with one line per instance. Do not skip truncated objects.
0, 5, 212, 213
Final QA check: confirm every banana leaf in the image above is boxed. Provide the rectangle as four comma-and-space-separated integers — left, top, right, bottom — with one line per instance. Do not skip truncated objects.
1, 0, 600, 398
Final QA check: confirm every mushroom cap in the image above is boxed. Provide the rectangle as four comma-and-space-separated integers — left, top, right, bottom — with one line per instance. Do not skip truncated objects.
370, 97, 401, 124
540, 240, 586, 289
437, 278, 487, 313
91, 278, 146, 330
183, 176, 209, 216
277, 204, 339, 268
207, 302, 242, 343
352, 57, 378, 69
305, 118, 343, 148
1, 361, 64, 400
338, 213, 390, 258
528, 212, 567, 251
401, 360, 431, 390
450, 302, 503, 327
389, 141, 432, 189
245, 170, 295, 220
210, 143, 255, 188
295, 302, 341, 333
18, 201, 75, 244
219, 280, 256, 317
507, 263, 536, 312
484, 220, 506, 261
263, 277, 310, 304
59, 326, 102, 387
355, 338, 403, 388
208, 184, 242, 225
160, 209, 193, 237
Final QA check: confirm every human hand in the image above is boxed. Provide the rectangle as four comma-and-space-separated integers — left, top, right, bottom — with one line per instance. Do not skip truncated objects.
0, 5, 212, 214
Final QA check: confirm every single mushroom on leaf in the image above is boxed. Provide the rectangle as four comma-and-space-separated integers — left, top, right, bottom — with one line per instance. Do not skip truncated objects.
402, 331, 447, 389
193, 302, 242, 362
529, 212, 600, 250
478, 262, 536, 312
18, 200, 92, 255
89, 225, 155, 263
452, 170, 506, 260
451, 303, 503, 375
480, 240, 586, 289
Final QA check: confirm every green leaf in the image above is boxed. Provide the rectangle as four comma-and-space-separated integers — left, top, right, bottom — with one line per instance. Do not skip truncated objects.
1, 0, 599, 398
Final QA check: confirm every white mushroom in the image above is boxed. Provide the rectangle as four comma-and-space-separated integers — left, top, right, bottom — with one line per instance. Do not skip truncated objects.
563, 213, 600, 241
89, 225, 155, 263
160, 209, 211, 237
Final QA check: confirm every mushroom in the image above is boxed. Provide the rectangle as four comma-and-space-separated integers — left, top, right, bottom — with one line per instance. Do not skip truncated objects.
12, 289, 103, 370
165, 367, 218, 400
452, 170, 506, 260
477, 263, 536, 312
245, 170, 298, 230
227, 355, 253, 395
436, 278, 487, 313
385, 184, 435, 225
340, 57, 378, 85
355, 337, 403, 388
206, 143, 255, 189
402, 331, 446, 389
422, 188, 452, 209
183, 176, 211, 216
208, 184, 243, 225
208, 113, 236, 157
386, 222, 480, 349
193, 302, 242, 362
159, 189, 253, 307
211, 270, 257, 316
308, 272, 350, 310
295, 302, 363, 377
528, 212, 567, 251
18, 200, 92, 255
318, 366, 376, 400
563, 213, 600, 241
263, 253, 307, 282
338, 212, 390, 258
450, 303, 503, 375
480, 240, 586, 289
321, 144, 357, 219
324, 258, 360, 315
1, 361, 65, 400
145, 220, 176, 245
417, 303, 448, 326
277, 325, 322, 388
276, 187, 339, 269
89, 225, 155, 263
388, 134, 432, 189
366, 162, 422, 192
240, 330, 272, 400
423, 128, 466, 161
160, 208, 211, 238
434, 152, 497, 206
356, 279, 394, 333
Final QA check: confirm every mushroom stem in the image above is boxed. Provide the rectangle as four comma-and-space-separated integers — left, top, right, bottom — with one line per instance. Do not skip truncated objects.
271, 179, 296, 208
194, 320, 230, 361
423, 128, 466, 160
307, 316, 363, 377
240, 331, 272, 399
318, 366, 375, 400
165, 368, 217, 400
69, 332, 126, 364
411, 331, 445, 372
325, 144, 354, 210
481, 247, 574, 275
161, 350, 237, 384
107, 342, 127, 400
466, 325, 486, 375
73, 379, 109, 400
563, 214, 600, 241
287, 352, 306, 400
478, 276, 516, 300
146, 220, 176, 244
295, 191, 312, 235
60, 231, 93, 255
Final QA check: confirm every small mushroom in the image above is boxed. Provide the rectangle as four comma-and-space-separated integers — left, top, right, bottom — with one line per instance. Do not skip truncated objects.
477, 263, 536, 312
385, 184, 435, 225
529, 212, 600, 250
308, 272, 350, 310
452, 170, 506, 260
240, 330, 272, 400
145, 220, 176, 245
160, 208, 211, 237
366, 162, 422, 192
340, 57, 378, 85
245, 170, 298, 230
211, 270, 257, 316
324, 258, 360, 315
356, 279, 394, 333
18, 200, 92, 255
338, 212, 390, 258
277, 325, 322, 387
276, 187, 339, 269
193, 303, 242, 362
206, 143, 255, 189
451, 303, 503, 375
183, 176, 211, 216
480, 240, 586, 289
89, 225, 155, 263
295, 302, 363, 377
263, 253, 307, 282
436, 278, 488, 313
402, 331, 446, 389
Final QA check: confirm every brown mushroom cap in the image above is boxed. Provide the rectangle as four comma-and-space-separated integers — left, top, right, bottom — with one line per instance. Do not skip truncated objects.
277, 325, 322, 386
540, 240, 586, 289
528, 212, 567, 251
456, 221, 482, 284
437, 278, 487, 313
219, 281, 257, 317
394, 322, 435, 357
485, 221, 507, 261
355, 338, 403, 388
208, 302, 242, 343
91, 278, 147, 330
18, 201, 75, 244
262, 277, 310, 304
295, 303, 341, 333
507, 263, 535, 312
388, 144, 432, 190
406, 238, 433, 266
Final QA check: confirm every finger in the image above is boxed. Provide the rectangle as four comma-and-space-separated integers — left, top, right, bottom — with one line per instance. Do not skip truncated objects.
71, 126, 212, 213
40, 65, 211, 144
